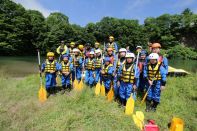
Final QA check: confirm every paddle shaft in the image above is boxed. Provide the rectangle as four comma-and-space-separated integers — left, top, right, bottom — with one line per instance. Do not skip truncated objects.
37, 50, 42, 86
135, 51, 140, 77
141, 61, 163, 104
100, 42, 105, 83
74, 55, 77, 80
58, 54, 62, 63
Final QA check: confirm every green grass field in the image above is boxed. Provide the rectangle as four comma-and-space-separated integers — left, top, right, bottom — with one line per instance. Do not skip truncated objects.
0, 74, 196, 131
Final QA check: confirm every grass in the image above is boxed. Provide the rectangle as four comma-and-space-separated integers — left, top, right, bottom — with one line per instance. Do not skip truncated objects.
0, 56, 38, 77
0, 74, 196, 131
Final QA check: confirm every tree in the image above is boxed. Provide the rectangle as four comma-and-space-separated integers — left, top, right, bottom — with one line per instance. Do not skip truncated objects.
27, 10, 46, 53
0, 0, 32, 55
44, 12, 73, 52
0, 0, 196, 56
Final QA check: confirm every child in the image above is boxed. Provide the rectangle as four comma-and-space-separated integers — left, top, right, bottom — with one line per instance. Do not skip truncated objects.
94, 49, 102, 84
72, 48, 83, 86
101, 57, 114, 94
41, 52, 60, 96
117, 53, 140, 106
60, 54, 73, 93
84, 51, 95, 88
144, 53, 167, 112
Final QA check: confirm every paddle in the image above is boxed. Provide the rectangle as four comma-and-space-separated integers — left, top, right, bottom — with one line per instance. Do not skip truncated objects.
56, 54, 62, 86
73, 55, 79, 90
107, 53, 118, 101
95, 42, 105, 96
132, 111, 144, 130
95, 77, 101, 96
107, 83, 114, 102
125, 51, 140, 115
78, 55, 86, 91
141, 61, 163, 105
37, 50, 47, 102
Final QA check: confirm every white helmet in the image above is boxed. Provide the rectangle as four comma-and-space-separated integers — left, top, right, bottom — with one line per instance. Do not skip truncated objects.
89, 51, 94, 55
125, 53, 135, 58
119, 48, 127, 52
73, 48, 80, 52
95, 49, 101, 54
136, 46, 142, 49
149, 53, 159, 60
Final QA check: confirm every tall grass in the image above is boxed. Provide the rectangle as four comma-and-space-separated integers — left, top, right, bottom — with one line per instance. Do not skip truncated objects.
0, 74, 196, 130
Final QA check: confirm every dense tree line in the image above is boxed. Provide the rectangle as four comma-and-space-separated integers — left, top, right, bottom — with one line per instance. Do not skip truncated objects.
0, 0, 197, 59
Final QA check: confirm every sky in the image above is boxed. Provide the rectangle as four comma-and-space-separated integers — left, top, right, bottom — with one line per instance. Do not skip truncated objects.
13, 0, 197, 26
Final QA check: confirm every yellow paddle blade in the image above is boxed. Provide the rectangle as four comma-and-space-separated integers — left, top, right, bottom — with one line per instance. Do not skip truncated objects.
133, 114, 139, 126
56, 74, 61, 86
100, 84, 105, 96
132, 114, 143, 130
136, 111, 144, 123
125, 95, 135, 115
38, 86, 47, 103
78, 80, 83, 91
107, 87, 114, 102
74, 79, 78, 90
95, 83, 101, 96
56, 77, 58, 83
141, 92, 148, 105
170, 117, 184, 131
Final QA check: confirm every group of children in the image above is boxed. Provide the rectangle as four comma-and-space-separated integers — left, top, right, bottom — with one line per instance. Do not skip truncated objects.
41, 36, 168, 112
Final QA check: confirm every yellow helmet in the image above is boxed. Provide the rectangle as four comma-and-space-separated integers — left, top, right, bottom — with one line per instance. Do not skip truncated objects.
109, 36, 114, 39
95, 42, 100, 46
47, 52, 54, 57
78, 44, 84, 50
70, 42, 75, 46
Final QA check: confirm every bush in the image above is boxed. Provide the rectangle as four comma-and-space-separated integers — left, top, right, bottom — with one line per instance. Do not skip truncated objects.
167, 44, 197, 60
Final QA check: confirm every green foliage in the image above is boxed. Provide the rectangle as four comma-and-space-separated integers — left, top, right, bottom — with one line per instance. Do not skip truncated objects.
0, 0, 33, 55
167, 45, 197, 60
0, 0, 197, 58
27, 10, 46, 49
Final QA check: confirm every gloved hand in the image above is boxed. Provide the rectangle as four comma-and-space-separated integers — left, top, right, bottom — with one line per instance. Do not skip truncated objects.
101, 70, 105, 75
117, 81, 120, 87
93, 73, 96, 78
148, 80, 153, 86
161, 86, 165, 91
133, 85, 137, 91
50, 71, 55, 74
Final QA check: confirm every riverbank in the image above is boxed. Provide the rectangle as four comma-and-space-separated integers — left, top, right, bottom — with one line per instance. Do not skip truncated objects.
0, 74, 196, 130
0, 56, 197, 78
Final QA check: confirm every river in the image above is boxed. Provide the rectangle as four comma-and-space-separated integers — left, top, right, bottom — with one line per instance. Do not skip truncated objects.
0, 56, 196, 77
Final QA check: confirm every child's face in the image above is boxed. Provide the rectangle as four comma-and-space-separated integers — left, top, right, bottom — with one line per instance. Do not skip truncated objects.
90, 54, 94, 58
74, 52, 78, 56
48, 57, 54, 60
108, 51, 113, 55
109, 38, 114, 42
63, 58, 68, 62
96, 53, 101, 57
140, 55, 146, 60
152, 48, 160, 53
150, 59, 157, 64
136, 48, 142, 52
61, 43, 64, 47
126, 58, 133, 63
105, 61, 110, 65
120, 52, 126, 58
